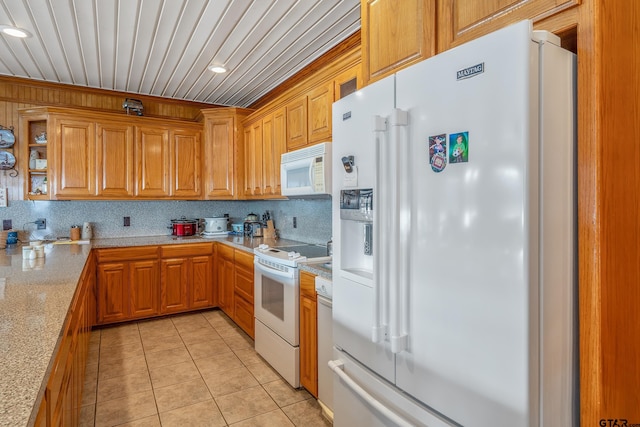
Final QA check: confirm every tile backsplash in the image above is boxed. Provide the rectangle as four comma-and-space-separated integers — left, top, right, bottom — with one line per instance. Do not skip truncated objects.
1, 198, 332, 245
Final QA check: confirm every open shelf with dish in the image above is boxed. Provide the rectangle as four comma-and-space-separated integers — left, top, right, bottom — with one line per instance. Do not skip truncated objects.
20, 111, 49, 200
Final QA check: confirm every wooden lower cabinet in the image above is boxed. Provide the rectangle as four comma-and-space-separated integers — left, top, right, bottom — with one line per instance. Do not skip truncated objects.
96, 246, 160, 324
216, 243, 236, 317
214, 243, 255, 338
234, 250, 255, 338
160, 243, 214, 314
34, 253, 96, 426
300, 271, 318, 397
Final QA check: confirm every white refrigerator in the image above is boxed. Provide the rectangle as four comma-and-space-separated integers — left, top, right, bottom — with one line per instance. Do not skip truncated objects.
330, 20, 577, 426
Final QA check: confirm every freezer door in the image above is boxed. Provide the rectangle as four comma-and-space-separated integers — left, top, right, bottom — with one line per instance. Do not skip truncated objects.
394, 21, 540, 426
331, 76, 396, 382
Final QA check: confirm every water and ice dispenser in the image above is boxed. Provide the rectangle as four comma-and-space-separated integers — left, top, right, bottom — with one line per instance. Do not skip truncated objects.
339, 188, 374, 278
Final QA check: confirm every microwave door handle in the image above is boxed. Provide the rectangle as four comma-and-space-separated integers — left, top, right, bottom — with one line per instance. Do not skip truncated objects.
308, 160, 315, 189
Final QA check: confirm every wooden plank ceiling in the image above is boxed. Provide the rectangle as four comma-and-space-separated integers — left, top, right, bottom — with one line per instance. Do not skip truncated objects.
0, 0, 360, 107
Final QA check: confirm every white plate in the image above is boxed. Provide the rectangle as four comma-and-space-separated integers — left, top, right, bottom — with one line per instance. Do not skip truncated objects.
0, 150, 16, 169
0, 129, 15, 148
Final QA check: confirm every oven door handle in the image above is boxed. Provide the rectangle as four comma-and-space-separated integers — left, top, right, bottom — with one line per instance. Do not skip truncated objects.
255, 262, 296, 281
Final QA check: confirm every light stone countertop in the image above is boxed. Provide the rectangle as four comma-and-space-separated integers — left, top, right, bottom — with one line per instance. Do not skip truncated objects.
0, 243, 92, 427
0, 234, 330, 426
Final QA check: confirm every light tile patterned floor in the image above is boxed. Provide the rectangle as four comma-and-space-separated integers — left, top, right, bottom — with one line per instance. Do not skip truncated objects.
81, 309, 332, 427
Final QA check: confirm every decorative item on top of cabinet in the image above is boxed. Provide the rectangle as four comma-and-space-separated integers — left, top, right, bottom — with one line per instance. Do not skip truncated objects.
436, 0, 579, 52
361, 0, 435, 85
201, 108, 254, 200
300, 270, 318, 397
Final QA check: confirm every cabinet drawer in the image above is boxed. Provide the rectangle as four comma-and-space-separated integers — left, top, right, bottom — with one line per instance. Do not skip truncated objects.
96, 246, 159, 263
235, 269, 254, 304
234, 295, 255, 339
234, 249, 254, 271
161, 243, 213, 258
216, 242, 235, 259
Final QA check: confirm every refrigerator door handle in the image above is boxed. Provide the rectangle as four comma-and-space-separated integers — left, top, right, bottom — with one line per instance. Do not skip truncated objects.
329, 359, 415, 427
371, 114, 388, 343
389, 108, 409, 354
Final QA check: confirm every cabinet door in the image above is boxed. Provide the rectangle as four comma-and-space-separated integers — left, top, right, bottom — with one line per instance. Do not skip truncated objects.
244, 121, 263, 198
308, 83, 333, 144
299, 271, 318, 396
216, 245, 235, 317
52, 118, 96, 198
190, 255, 213, 309
129, 260, 159, 318
171, 129, 201, 198
361, 0, 435, 84
203, 116, 235, 199
437, 0, 578, 51
96, 121, 134, 197
161, 258, 189, 313
300, 294, 318, 397
286, 98, 308, 150
262, 108, 286, 196
334, 64, 362, 101
233, 295, 255, 339
97, 262, 129, 324
135, 126, 170, 197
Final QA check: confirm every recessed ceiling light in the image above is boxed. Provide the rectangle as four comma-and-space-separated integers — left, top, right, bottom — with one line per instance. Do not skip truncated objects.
0, 25, 32, 38
208, 65, 227, 74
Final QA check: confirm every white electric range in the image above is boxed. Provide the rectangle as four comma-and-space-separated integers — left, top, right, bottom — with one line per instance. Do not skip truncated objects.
253, 243, 330, 387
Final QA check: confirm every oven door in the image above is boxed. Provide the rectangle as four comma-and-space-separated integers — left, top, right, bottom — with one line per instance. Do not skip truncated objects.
254, 258, 300, 346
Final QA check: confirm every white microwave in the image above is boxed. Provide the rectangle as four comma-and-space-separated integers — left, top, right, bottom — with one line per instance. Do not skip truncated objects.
281, 142, 332, 197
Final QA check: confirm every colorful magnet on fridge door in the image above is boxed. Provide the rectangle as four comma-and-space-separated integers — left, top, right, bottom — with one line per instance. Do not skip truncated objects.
428, 134, 447, 172
449, 132, 469, 163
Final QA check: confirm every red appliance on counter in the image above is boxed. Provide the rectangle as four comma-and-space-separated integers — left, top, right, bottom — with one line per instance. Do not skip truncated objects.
169, 218, 199, 236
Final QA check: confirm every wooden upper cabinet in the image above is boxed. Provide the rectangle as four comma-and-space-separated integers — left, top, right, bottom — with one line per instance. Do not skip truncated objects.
437, 0, 579, 51
201, 108, 253, 200
135, 126, 170, 197
170, 128, 202, 198
361, 0, 435, 84
96, 121, 134, 197
243, 120, 263, 198
286, 97, 307, 150
261, 110, 286, 197
308, 82, 333, 144
51, 117, 96, 198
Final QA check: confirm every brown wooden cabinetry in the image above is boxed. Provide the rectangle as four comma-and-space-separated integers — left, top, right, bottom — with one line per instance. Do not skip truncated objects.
201, 108, 253, 200
51, 116, 96, 198
96, 121, 135, 197
436, 0, 579, 51
243, 120, 263, 198
135, 126, 170, 197
96, 246, 160, 324
170, 128, 202, 198
215, 243, 236, 317
361, 0, 435, 84
299, 271, 318, 397
233, 249, 255, 338
34, 253, 95, 426
285, 83, 334, 151
213, 244, 255, 338
160, 243, 214, 314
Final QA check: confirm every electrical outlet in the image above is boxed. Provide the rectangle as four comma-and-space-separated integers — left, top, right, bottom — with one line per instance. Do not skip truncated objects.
293, 217, 297, 228
2, 219, 11, 230
35, 218, 46, 229
123, 216, 130, 226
